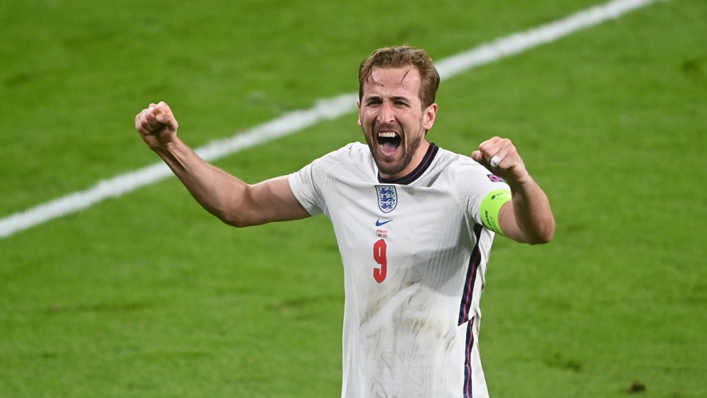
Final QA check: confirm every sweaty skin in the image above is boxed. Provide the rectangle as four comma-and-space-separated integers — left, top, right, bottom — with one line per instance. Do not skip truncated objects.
358, 67, 437, 179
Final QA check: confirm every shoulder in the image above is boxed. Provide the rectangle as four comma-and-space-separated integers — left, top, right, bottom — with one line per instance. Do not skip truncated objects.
428, 146, 487, 179
431, 146, 509, 196
288, 142, 374, 213
291, 142, 375, 185
437, 147, 492, 178
309, 142, 373, 172
331, 142, 371, 161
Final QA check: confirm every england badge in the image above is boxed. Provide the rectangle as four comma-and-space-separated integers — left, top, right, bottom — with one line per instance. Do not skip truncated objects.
376, 185, 398, 214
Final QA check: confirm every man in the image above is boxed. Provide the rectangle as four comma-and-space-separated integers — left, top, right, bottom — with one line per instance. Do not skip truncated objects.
135, 46, 555, 397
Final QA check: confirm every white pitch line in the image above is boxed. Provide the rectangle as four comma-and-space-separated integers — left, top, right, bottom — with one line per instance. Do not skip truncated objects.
0, 0, 661, 239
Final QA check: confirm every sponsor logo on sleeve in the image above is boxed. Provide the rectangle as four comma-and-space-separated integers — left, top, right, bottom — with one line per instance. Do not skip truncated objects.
487, 174, 505, 183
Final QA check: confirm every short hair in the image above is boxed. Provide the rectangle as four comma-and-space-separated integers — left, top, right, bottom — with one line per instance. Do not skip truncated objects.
358, 46, 441, 109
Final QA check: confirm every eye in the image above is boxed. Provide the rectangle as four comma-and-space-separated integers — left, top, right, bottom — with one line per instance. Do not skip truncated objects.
365, 98, 382, 107
391, 97, 410, 107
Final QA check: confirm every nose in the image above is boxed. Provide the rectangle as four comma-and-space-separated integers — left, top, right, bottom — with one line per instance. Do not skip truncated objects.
377, 101, 395, 125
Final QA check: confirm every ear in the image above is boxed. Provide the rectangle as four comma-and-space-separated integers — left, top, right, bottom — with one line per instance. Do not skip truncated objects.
422, 103, 438, 130
357, 101, 362, 126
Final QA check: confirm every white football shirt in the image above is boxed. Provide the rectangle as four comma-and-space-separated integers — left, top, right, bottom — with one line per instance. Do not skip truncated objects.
288, 142, 510, 398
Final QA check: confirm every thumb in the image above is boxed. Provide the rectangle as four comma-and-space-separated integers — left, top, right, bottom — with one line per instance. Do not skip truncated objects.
155, 112, 178, 131
471, 151, 483, 163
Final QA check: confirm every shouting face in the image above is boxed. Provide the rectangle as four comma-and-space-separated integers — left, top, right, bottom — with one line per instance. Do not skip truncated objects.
358, 66, 437, 179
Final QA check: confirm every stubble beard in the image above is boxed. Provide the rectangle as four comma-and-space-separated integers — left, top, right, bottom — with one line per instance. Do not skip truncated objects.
366, 127, 425, 178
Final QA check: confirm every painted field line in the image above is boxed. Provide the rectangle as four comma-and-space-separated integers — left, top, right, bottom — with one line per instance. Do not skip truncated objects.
0, 0, 660, 239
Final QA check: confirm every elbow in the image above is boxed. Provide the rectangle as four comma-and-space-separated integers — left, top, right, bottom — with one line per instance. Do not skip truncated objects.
220, 213, 255, 228
219, 209, 266, 228
528, 234, 553, 245
204, 197, 258, 228
209, 207, 251, 228
223, 218, 249, 228
527, 220, 555, 245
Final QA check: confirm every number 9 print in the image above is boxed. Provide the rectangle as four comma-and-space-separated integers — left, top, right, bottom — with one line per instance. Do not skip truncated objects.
373, 239, 388, 283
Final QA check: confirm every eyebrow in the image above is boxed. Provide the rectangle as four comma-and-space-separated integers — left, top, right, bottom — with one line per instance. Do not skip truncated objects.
364, 94, 411, 103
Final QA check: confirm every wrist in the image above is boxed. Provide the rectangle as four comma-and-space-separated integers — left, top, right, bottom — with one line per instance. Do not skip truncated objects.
150, 136, 181, 153
506, 172, 534, 191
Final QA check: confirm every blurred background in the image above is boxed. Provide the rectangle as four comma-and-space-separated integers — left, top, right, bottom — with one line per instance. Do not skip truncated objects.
1, 0, 705, 396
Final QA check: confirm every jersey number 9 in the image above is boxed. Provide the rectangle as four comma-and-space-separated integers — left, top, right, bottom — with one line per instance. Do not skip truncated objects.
373, 239, 387, 283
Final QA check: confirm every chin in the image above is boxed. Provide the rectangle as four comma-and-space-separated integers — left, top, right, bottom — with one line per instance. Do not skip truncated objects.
376, 159, 407, 178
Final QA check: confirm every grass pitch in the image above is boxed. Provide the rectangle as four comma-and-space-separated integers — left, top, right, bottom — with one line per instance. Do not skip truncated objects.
1, 0, 706, 396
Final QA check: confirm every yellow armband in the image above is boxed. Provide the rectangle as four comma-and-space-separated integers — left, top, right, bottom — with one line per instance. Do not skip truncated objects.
480, 189, 511, 235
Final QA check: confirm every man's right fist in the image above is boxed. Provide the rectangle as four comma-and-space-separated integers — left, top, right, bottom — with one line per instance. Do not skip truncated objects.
135, 101, 179, 148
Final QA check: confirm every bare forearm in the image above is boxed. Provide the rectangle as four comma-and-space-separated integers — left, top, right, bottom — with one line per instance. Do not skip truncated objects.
152, 138, 310, 227
135, 102, 310, 227
471, 136, 554, 244
152, 137, 248, 224
504, 177, 555, 244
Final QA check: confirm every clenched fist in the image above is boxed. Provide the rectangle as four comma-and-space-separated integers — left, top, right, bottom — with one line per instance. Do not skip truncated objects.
135, 101, 179, 150
471, 137, 531, 186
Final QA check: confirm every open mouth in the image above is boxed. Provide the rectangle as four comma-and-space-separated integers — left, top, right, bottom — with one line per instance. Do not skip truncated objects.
377, 131, 401, 156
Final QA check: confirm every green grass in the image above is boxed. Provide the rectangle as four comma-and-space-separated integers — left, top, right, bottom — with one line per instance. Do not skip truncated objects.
2, 0, 707, 396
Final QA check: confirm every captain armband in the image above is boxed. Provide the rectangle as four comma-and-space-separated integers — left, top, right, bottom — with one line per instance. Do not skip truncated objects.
479, 189, 512, 235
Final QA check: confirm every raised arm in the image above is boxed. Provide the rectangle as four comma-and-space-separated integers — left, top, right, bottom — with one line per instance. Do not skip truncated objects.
472, 137, 555, 244
134, 102, 310, 227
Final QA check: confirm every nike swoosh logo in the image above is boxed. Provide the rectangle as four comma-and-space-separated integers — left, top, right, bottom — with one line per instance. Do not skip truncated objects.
375, 219, 393, 227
